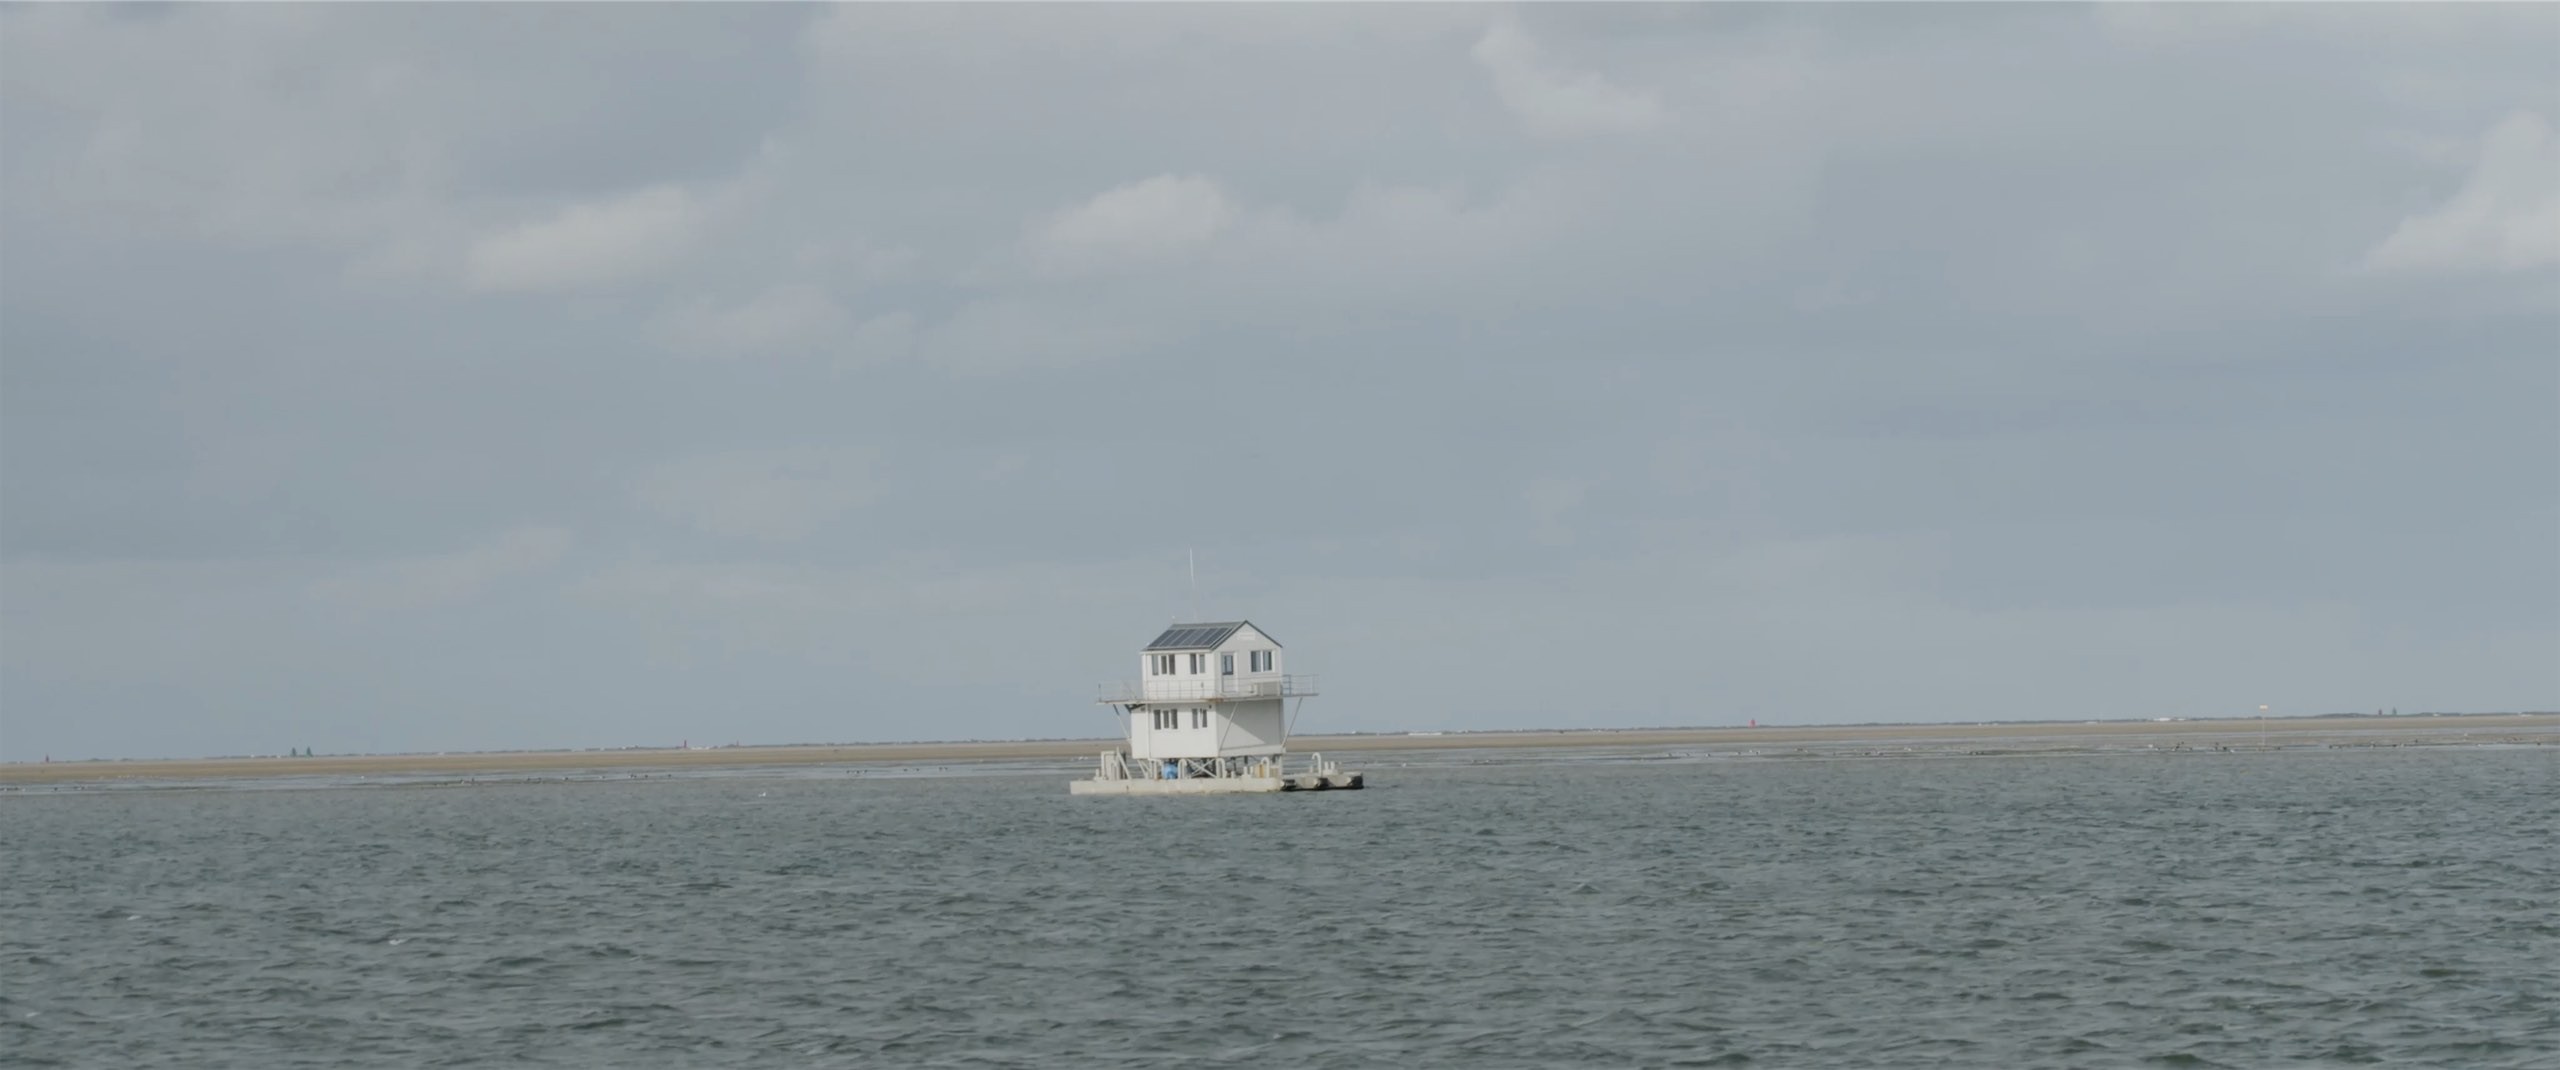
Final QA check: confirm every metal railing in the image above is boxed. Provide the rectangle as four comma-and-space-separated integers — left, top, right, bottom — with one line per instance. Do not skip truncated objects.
1087, 751, 1340, 782
1095, 674, 1317, 704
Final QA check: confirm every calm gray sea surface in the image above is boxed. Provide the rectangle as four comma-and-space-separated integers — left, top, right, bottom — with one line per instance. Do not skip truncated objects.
4, 748, 2554, 1069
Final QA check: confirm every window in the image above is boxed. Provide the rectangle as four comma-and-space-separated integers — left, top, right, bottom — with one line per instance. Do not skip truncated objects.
1220, 653, 1234, 676
1249, 650, 1273, 673
1192, 708, 1209, 729
1188, 653, 1205, 675
1152, 708, 1178, 730
1151, 653, 1176, 676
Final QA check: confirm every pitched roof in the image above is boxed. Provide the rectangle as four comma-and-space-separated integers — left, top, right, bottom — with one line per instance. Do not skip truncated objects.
1144, 621, 1279, 651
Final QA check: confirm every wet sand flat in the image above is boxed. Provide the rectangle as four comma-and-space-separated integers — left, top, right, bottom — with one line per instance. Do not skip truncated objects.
1304, 713, 2560, 753
4, 714, 2550, 786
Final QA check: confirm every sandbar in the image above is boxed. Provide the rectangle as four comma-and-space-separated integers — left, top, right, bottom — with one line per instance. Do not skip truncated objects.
4, 713, 2550, 787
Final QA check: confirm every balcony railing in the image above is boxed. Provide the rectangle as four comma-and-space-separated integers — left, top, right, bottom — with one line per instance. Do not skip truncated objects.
1096, 674, 1317, 704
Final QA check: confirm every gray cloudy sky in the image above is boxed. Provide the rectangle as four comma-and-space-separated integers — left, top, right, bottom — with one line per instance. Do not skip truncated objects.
3, 4, 2554, 761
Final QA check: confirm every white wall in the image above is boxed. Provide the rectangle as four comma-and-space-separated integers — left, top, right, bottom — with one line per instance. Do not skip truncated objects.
1126, 703, 1155, 759
1128, 703, 1214, 760
1213, 626, 1282, 682
1137, 623, 1283, 703
1129, 699, 1286, 759
1125, 623, 1291, 760
1138, 649, 1220, 702
1215, 699, 1286, 754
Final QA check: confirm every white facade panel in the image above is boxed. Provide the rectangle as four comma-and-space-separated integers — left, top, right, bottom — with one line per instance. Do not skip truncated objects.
1216, 700, 1286, 754
1131, 704, 1225, 760
1212, 629, 1282, 683
1130, 701, 1286, 760
1138, 650, 1220, 703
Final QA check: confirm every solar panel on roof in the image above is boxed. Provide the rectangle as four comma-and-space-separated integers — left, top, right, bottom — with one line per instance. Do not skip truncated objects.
1145, 621, 1251, 649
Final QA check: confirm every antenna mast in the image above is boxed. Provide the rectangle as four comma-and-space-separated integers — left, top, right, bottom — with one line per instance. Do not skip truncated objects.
1188, 548, 1198, 621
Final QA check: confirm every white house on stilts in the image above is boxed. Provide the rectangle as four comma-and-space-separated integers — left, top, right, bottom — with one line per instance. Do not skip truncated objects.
1071, 620, 1361, 795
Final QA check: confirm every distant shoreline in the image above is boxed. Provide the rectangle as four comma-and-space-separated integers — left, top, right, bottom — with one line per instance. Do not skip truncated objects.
4, 713, 2552, 786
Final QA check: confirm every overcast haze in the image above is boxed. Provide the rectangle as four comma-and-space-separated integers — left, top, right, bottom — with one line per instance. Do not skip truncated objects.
3, 3, 2555, 761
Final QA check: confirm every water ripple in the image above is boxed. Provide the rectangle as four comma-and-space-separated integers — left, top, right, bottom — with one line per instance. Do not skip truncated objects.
1, 748, 2552, 1068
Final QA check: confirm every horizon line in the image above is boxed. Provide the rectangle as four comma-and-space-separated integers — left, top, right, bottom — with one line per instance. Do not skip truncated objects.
10, 709, 2554, 765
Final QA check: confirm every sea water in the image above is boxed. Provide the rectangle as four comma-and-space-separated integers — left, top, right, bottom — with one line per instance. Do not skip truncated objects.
3, 747, 2553, 1068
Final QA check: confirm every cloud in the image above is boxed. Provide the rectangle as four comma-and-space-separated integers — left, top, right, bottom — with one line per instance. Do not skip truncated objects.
1522, 476, 1585, 547
748, 171, 1577, 378
1471, 17, 1669, 138
8, 5, 2556, 759
2360, 110, 2560, 275
792, 239, 919, 282
801, 3, 1475, 70
2091, 4, 2284, 46
4, 5, 797, 291
1228, 177, 1588, 300
913, 299, 1170, 376
308, 526, 575, 611
568, 552, 1180, 684
1028, 173, 1236, 274
464, 184, 704, 292
1050, 174, 1580, 333
839, 312, 920, 368
663, 283, 854, 360
631, 447, 883, 542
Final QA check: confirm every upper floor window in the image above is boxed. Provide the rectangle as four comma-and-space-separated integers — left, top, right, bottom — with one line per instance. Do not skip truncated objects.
1220, 653, 1234, 676
1249, 650, 1273, 673
1151, 653, 1176, 676
1188, 653, 1206, 675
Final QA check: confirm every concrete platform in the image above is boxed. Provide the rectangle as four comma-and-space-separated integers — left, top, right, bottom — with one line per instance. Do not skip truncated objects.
1068, 771, 1364, 796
